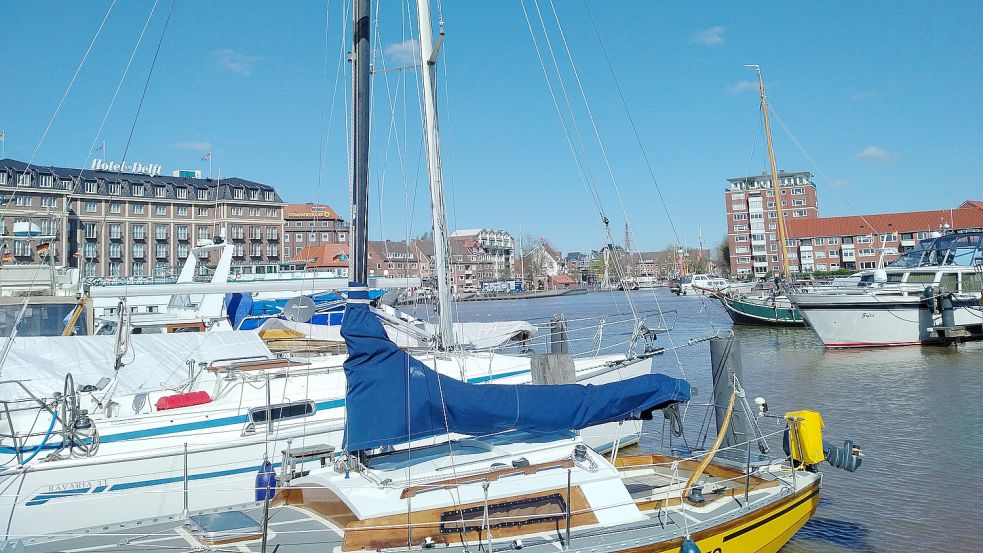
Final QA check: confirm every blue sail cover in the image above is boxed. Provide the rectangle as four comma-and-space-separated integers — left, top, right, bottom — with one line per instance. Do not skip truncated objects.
341, 283, 691, 451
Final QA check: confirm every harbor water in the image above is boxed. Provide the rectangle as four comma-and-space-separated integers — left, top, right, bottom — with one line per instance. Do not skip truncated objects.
406, 288, 983, 551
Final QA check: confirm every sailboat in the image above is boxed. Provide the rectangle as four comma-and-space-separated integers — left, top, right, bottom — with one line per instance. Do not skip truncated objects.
715, 66, 806, 326
0, 0, 659, 543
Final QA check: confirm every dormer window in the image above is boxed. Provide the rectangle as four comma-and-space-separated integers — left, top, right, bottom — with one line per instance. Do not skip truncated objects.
155, 185, 166, 198
249, 189, 259, 200
176, 187, 188, 199
197, 188, 208, 200
40, 175, 53, 188
109, 182, 122, 195
132, 183, 144, 197
16, 173, 31, 186
264, 191, 273, 201
84, 181, 97, 194
233, 188, 244, 200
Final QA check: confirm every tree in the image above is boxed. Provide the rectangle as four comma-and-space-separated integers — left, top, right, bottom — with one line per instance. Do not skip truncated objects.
718, 238, 731, 275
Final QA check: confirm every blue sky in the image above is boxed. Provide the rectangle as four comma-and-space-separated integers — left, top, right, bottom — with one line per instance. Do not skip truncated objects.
2, 1, 980, 253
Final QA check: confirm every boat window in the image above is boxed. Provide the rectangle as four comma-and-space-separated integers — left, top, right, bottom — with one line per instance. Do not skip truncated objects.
886, 273, 904, 283
249, 401, 316, 424
962, 273, 983, 293
939, 272, 958, 292
440, 493, 566, 534
905, 272, 936, 284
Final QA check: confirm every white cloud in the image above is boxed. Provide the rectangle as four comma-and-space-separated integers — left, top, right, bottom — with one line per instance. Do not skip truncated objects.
211, 49, 263, 76
172, 141, 213, 152
692, 26, 726, 46
383, 38, 420, 65
850, 90, 875, 101
855, 145, 896, 163
727, 80, 753, 94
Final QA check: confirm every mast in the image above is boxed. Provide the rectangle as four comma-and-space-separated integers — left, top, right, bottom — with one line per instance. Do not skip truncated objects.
417, 0, 455, 349
748, 65, 791, 280
349, 0, 371, 284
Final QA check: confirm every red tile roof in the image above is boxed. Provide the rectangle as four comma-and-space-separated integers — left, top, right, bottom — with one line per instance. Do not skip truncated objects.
786, 207, 983, 238
293, 243, 350, 268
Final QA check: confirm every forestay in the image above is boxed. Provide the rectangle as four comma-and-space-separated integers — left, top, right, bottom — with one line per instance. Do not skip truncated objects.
0, 331, 273, 398
341, 283, 691, 451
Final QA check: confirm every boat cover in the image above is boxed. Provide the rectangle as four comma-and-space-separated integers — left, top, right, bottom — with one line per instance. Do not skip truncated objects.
0, 331, 274, 399
341, 283, 691, 451
256, 316, 536, 350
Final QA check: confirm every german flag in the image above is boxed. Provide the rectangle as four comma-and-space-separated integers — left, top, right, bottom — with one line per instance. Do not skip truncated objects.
35, 242, 51, 256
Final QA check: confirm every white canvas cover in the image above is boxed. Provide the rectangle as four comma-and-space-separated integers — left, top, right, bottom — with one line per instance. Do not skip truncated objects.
0, 331, 274, 399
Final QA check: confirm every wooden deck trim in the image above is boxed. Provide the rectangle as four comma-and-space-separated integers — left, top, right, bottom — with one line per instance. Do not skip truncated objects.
400, 459, 574, 499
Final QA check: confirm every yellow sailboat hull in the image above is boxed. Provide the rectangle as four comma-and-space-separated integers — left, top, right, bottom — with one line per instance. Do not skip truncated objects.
633, 480, 821, 553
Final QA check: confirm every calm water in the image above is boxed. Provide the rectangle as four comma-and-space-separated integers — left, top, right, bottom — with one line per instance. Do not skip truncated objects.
406, 288, 983, 551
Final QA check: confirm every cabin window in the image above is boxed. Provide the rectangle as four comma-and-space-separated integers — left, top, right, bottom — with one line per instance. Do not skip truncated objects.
905, 272, 935, 284
962, 274, 983, 293
939, 272, 958, 292
440, 493, 566, 534
249, 401, 316, 424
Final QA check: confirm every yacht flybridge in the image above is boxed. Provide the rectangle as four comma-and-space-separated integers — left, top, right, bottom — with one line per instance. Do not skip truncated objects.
790, 231, 983, 347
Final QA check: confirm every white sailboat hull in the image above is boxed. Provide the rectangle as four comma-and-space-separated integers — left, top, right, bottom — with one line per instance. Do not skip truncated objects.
0, 352, 652, 541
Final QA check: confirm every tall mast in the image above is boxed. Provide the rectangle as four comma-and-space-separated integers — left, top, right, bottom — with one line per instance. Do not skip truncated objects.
349, 0, 371, 284
416, 0, 455, 349
748, 64, 791, 279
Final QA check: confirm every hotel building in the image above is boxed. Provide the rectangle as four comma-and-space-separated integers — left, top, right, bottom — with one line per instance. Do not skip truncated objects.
282, 203, 349, 260
725, 171, 819, 276
1, 158, 285, 278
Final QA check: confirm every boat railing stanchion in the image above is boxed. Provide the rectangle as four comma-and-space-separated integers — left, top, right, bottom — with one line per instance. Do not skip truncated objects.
182, 442, 189, 520
565, 468, 572, 549
744, 433, 752, 505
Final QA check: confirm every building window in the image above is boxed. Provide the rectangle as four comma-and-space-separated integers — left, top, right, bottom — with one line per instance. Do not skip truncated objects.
266, 226, 279, 240
155, 243, 168, 258
109, 202, 121, 214
40, 196, 56, 208
249, 207, 260, 216
109, 243, 122, 257
732, 213, 747, 221
792, 199, 806, 206
132, 203, 145, 215
153, 185, 165, 198
109, 262, 121, 276
16, 173, 32, 186
108, 182, 121, 195
177, 243, 189, 258
15, 196, 32, 207
39, 175, 53, 188
197, 207, 209, 216
859, 248, 876, 256
84, 200, 97, 212
197, 188, 208, 200
857, 235, 872, 244
132, 243, 145, 258
155, 204, 167, 216
284, 234, 290, 242
108, 224, 122, 240
792, 210, 807, 217
231, 206, 243, 216
177, 206, 188, 216
735, 235, 748, 242
266, 208, 277, 217
198, 227, 210, 240
132, 224, 146, 240
231, 225, 244, 239
176, 225, 189, 240
155, 225, 168, 240
321, 232, 330, 240
308, 233, 316, 241
339, 233, 346, 242
132, 261, 145, 276
83, 223, 98, 239
249, 190, 259, 201
792, 187, 804, 195
132, 183, 144, 197
233, 188, 244, 200
264, 191, 273, 201
176, 187, 188, 199
295, 233, 303, 242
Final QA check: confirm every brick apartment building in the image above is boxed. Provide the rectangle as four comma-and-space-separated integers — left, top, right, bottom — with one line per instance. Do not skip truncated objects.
725, 171, 818, 277
282, 203, 349, 261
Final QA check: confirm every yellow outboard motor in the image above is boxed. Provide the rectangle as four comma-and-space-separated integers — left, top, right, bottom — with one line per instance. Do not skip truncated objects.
784, 410, 862, 472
